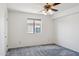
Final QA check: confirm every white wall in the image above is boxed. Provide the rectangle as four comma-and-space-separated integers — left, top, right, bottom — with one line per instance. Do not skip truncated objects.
0, 4, 8, 56
8, 10, 54, 48
53, 5, 79, 52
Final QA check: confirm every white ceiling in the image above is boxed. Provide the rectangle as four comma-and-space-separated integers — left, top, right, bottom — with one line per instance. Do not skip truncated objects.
7, 3, 79, 14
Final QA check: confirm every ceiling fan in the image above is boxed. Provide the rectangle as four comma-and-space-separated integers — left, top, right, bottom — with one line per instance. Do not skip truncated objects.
42, 3, 61, 15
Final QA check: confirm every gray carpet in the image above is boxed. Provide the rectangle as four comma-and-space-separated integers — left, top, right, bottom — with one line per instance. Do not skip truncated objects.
6, 44, 79, 56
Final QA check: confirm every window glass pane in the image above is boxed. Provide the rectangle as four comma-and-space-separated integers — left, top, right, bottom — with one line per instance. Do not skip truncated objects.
35, 25, 41, 33
27, 25, 33, 33
36, 27, 41, 33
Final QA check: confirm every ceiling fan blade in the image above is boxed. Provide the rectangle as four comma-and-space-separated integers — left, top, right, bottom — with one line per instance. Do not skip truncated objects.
51, 9, 58, 11
53, 3, 61, 6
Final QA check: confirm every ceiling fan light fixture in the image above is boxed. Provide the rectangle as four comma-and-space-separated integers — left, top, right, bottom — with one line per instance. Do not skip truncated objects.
41, 3, 61, 15
48, 10, 54, 14
42, 10, 47, 15
42, 10, 54, 15
42, 12, 47, 15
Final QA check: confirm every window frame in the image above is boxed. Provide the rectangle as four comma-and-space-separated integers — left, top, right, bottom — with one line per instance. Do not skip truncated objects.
27, 18, 42, 34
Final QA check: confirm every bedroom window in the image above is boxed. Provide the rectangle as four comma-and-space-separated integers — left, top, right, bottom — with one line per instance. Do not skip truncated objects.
27, 18, 41, 33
